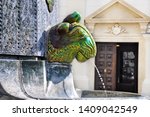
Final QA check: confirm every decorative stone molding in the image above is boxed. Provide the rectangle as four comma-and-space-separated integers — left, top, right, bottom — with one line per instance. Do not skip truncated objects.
85, 23, 95, 34
145, 22, 150, 34
139, 23, 149, 34
140, 22, 150, 34
107, 24, 126, 35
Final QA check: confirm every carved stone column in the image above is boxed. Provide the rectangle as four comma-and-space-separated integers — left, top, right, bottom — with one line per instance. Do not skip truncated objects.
141, 34, 150, 96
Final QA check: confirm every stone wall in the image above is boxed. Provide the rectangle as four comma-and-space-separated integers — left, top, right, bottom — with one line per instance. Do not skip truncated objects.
0, 60, 46, 99
0, 0, 58, 57
0, 0, 59, 99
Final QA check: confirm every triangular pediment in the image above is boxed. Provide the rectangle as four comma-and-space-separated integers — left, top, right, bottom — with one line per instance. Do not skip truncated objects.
85, 0, 150, 23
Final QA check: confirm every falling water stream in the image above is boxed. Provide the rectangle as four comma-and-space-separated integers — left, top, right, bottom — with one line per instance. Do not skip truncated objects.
94, 64, 108, 97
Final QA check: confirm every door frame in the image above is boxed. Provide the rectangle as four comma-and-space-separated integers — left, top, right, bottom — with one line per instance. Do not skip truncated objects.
94, 42, 138, 93
116, 43, 138, 93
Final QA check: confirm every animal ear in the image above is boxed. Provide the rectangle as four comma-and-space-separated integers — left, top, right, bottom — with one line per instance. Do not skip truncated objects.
63, 11, 81, 23
46, 0, 54, 12
57, 23, 70, 35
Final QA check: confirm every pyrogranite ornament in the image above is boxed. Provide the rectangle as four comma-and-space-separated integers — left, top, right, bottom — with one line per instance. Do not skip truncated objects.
47, 11, 97, 63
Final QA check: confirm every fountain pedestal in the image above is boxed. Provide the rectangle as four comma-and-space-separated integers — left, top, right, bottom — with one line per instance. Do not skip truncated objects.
46, 62, 79, 99
0, 1, 96, 99
0, 60, 79, 99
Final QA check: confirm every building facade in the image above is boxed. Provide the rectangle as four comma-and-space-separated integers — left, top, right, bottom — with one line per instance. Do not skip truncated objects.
58, 0, 150, 95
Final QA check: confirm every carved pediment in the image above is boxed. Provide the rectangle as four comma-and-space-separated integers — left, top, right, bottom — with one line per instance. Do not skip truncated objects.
85, 0, 150, 23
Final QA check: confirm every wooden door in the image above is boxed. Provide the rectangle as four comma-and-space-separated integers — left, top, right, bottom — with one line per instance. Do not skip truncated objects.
95, 43, 116, 91
116, 43, 138, 93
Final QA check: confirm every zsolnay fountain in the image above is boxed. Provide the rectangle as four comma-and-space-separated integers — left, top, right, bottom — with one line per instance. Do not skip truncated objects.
0, 0, 148, 100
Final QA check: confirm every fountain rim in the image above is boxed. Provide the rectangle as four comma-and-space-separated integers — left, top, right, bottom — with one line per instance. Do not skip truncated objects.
82, 90, 140, 95
0, 59, 72, 65
46, 62, 72, 67
80, 90, 144, 98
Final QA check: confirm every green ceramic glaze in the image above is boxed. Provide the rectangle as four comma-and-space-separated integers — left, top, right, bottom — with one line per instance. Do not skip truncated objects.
47, 12, 96, 63
46, 0, 54, 12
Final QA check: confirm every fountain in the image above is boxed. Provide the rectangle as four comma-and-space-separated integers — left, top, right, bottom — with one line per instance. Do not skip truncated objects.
0, 0, 97, 99
0, 0, 149, 100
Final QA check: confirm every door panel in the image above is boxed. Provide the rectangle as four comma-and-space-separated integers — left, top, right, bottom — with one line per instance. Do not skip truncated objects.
95, 43, 116, 91
116, 43, 138, 93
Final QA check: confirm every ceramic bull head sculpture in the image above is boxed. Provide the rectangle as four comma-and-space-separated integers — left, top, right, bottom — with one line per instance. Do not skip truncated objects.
47, 11, 97, 63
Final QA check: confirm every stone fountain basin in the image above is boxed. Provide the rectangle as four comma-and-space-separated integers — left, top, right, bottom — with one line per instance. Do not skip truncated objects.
0, 60, 149, 100
0, 89, 149, 100
79, 90, 149, 100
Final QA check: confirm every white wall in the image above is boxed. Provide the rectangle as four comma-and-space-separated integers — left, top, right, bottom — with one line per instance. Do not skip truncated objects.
59, 0, 150, 19
85, 0, 150, 16
59, 0, 86, 23
142, 35, 150, 96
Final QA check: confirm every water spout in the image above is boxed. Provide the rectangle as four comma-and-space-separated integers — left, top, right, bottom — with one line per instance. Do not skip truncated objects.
94, 64, 108, 97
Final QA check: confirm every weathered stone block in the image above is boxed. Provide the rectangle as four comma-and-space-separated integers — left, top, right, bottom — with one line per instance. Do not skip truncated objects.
46, 62, 71, 84
0, 60, 46, 99
45, 62, 79, 99
0, 60, 79, 99
0, 60, 27, 98
21, 61, 46, 99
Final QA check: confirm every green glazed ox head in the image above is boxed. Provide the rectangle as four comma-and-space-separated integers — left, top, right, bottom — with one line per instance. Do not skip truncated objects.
47, 11, 97, 63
